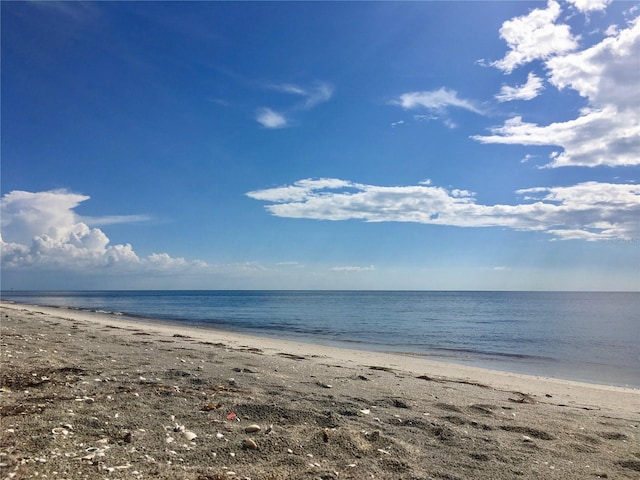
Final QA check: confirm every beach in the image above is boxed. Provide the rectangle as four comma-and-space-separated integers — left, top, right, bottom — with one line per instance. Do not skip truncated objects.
1, 302, 638, 479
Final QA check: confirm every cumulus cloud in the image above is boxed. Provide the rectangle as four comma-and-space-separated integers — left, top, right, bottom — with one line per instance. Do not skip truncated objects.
0, 190, 208, 273
473, 107, 639, 167
256, 108, 288, 129
495, 72, 545, 102
491, 0, 579, 73
566, 0, 612, 13
247, 178, 640, 241
477, 4, 640, 167
545, 16, 640, 108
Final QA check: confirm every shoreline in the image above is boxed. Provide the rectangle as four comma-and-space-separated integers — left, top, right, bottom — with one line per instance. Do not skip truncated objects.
2, 301, 639, 479
2, 301, 637, 411
2, 293, 637, 389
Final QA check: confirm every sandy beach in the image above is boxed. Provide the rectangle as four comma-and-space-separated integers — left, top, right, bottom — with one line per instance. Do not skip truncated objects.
1, 302, 638, 479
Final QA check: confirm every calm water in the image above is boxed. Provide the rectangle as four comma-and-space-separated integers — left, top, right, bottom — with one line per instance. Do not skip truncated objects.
2, 290, 638, 388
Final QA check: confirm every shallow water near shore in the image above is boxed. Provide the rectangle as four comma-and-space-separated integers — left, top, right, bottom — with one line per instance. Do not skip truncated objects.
2, 290, 638, 388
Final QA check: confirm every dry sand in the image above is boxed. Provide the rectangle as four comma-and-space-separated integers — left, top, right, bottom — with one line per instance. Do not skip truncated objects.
1, 301, 639, 480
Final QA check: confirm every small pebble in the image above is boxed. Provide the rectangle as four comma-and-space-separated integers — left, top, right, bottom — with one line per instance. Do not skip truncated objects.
243, 439, 258, 450
183, 431, 197, 441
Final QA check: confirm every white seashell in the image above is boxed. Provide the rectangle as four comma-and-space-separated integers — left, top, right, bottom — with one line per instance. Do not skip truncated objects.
245, 424, 261, 433
216, 432, 224, 439
52, 427, 68, 435
360, 409, 371, 415
182, 431, 197, 441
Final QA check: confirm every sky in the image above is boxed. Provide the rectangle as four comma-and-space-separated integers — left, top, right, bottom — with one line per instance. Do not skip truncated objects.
1, 0, 639, 291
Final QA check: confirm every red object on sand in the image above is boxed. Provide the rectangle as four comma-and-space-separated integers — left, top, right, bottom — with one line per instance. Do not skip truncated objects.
226, 412, 237, 421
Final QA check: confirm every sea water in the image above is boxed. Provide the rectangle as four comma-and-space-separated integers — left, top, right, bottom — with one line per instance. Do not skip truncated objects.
2, 290, 638, 388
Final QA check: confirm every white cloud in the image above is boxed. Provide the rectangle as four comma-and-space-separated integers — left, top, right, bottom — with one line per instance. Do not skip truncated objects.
247, 178, 640, 241
478, 9, 640, 167
473, 107, 639, 167
566, 0, 612, 13
1, 190, 89, 245
392, 87, 482, 114
0, 190, 209, 273
330, 265, 375, 272
256, 108, 288, 129
277, 261, 304, 268
247, 178, 356, 203
546, 16, 640, 108
495, 72, 545, 102
491, 0, 579, 73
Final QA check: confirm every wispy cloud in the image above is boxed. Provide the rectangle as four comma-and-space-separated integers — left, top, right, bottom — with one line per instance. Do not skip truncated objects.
476, 3, 640, 167
390, 87, 482, 128
330, 265, 375, 272
247, 178, 640, 241
256, 107, 288, 129
30, 1, 101, 22
277, 261, 305, 268
256, 81, 334, 128
495, 72, 545, 102
392, 87, 482, 114
80, 214, 153, 226
268, 82, 334, 110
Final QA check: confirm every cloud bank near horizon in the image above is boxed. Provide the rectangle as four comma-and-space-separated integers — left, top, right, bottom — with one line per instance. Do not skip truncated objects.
247, 178, 640, 242
0, 190, 222, 275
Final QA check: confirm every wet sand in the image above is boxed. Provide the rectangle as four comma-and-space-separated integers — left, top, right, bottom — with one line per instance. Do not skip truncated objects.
1, 301, 639, 479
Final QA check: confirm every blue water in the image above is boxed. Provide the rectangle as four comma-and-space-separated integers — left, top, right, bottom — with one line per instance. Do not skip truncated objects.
1, 290, 638, 388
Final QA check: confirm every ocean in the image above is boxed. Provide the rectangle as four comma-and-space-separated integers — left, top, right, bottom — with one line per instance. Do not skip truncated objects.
1, 290, 638, 388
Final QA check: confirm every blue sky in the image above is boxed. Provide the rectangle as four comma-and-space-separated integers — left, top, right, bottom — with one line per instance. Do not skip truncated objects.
2, 0, 639, 291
